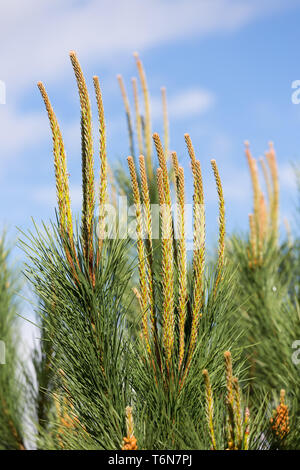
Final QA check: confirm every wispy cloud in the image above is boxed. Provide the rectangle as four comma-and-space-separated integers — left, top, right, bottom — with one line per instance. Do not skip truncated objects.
32, 184, 83, 209
278, 163, 297, 191
1, 0, 298, 95
0, 107, 47, 155
151, 88, 215, 121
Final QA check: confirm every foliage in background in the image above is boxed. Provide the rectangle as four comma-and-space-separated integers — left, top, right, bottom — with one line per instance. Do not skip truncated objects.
228, 141, 300, 449
0, 236, 25, 450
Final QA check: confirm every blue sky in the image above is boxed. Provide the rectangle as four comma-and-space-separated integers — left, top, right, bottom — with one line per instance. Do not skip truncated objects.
1, 0, 300, 262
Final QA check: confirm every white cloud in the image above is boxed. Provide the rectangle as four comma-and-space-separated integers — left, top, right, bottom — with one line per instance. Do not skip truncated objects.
0, 0, 298, 95
151, 88, 215, 121
205, 166, 251, 205
169, 89, 215, 119
32, 183, 83, 209
0, 107, 47, 155
278, 163, 297, 191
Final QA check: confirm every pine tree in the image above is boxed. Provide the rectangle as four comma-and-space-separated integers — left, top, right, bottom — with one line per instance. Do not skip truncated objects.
11, 51, 300, 450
